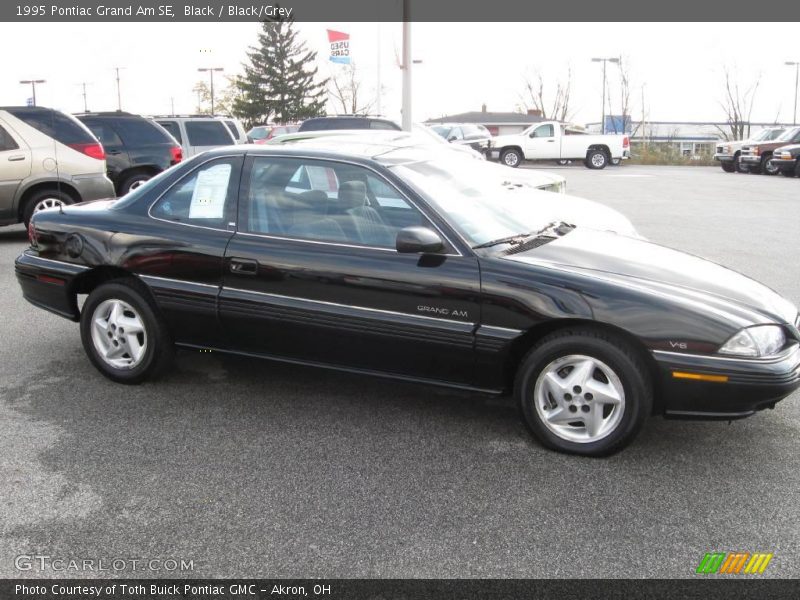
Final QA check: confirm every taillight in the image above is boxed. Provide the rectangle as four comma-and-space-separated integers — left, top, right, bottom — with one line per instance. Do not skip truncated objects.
68, 142, 106, 160
27, 220, 38, 248
623, 135, 630, 148
170, 145, 183, 164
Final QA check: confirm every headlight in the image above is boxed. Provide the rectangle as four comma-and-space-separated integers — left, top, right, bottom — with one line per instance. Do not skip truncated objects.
719, 325, 786, 357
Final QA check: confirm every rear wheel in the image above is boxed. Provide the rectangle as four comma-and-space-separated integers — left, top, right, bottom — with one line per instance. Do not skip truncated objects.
500, 148, 522, 168
22, 189, 73, 227
119, 172, 154, 195
80, 280, 174, 384
585, 148, 608, 169
515, 328, 652, 456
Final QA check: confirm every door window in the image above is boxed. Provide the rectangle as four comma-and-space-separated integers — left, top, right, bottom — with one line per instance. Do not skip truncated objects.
185, 121, 234, 146
0, 125, 19, 151
531, 124, 554, 138
157, 121, 183, 144
242, 157, 429, 248
151, 158, 240, 228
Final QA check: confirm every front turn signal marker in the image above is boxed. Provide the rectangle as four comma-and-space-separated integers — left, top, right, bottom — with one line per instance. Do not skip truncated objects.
672, 371, 729, 383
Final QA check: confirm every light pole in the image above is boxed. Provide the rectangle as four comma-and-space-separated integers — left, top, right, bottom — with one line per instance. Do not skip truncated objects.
114, 67, 125, 111
19, 79, 45, 106
786, 61, 800, 126
198, 67, 224, 115
401, 0, 412, 131
77, 82, 91, 112
591, 57, 619, 134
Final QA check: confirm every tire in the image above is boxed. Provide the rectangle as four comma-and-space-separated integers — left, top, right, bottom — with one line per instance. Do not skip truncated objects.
733, 153, 744, 172
720, 161, 735, 173
780, 169, 795, 178
556, 159, 570, 166
22, 188, 74, 228
515, 327, 652, 456
761, 153, 778, 175
585, 148, 608, 169
80, 280, 174, 384
500, 148, 523, 168
119, 172, 153, 195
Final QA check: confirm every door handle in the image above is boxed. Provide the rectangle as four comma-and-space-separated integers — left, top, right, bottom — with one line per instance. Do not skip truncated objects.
7, 155, 25, 161
547, 139, 556, 142
107, 150, 122, 155
229, 258, 258, 275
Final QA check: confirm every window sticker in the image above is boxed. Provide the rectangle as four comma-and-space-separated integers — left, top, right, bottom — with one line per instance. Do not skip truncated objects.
189, 163, 231, 219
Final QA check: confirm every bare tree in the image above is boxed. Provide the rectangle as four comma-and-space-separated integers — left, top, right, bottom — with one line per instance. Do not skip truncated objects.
192, 75, 241, 116
328, 63, 374, 115
714, 66, 761, 141
519, 66, 573, 122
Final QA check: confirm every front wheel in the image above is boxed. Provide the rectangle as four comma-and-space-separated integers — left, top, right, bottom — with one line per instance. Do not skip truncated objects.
500, 148, 523, 168
761, 153, 778, 175
80, 281, 174, 384
585, 149, 608, 169
720, 161, 735, 173
515, 328, 652, 456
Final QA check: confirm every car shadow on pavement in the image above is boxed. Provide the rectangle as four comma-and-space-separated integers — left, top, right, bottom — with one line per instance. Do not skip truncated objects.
0, 228, 27, 244
1, 348, 798, 578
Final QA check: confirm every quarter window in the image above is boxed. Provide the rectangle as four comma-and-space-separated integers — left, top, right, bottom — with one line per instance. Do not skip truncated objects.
151, 158, 240, 228
242, 157, 428, 248
156, 121, 183, 144
0, 125, 19, 151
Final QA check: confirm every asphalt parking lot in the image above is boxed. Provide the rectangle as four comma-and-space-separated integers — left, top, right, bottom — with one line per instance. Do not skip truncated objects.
1, 165, 798, 579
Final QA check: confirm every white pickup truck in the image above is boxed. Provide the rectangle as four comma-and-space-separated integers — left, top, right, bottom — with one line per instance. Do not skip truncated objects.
491, 121, 630, 169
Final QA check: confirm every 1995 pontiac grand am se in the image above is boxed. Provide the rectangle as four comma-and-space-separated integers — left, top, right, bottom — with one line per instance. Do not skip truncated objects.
15, 138, 800, 456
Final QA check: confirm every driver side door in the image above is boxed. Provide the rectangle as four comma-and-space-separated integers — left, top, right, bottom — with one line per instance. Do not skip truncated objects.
219, 155, 482, 386
523, 123, 558, 159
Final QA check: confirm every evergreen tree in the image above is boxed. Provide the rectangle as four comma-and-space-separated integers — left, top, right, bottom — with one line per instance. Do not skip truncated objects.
233, 20, 328, 128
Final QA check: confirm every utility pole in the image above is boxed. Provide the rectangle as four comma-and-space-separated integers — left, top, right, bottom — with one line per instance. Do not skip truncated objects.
114, 67, 124, 111
401, 0, 412, 131
591, 57, 619, 134
376, 22, 382, 116
19, 79, 45, 106
78, 82, 91, 112
170, 97, 175, 115
786, 61, 800, 126
198, 67, 224, 115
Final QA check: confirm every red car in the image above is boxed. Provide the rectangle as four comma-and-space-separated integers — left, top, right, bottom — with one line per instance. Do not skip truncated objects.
247, 124, 300, 144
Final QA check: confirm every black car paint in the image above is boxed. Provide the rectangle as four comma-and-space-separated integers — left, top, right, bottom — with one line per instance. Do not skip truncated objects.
77, 113, 181, 194
768, 143, 800, 175
15, 147, 800, 418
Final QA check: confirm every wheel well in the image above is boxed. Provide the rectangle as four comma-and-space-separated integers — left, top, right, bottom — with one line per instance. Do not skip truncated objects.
587, 144, 611, 157
17, 182, 80, 220
504, 319, 663, 414
500, 145, 523, 156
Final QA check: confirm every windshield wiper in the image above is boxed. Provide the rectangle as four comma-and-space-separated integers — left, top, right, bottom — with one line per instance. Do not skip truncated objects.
472, 221, 575, 250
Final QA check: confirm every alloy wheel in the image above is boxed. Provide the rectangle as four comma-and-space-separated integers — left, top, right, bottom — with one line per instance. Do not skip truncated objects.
33, 197, 65, 214
90, 299, 148, 369
534, 354, 626, 443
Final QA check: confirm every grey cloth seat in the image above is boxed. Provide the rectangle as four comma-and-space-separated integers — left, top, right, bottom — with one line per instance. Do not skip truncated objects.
287, 189, 348, 242
336, 181, 395, 247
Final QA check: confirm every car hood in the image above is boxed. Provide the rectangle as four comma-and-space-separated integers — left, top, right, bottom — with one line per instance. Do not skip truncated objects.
513, 192, 639, 237
503, 228, 798, 326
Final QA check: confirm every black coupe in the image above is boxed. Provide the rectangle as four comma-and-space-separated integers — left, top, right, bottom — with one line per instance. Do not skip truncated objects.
15, 138, 800, 456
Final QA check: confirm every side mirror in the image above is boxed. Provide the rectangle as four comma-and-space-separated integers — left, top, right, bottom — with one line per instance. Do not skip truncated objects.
396, 226, 444, 254
447, 136, 457, 142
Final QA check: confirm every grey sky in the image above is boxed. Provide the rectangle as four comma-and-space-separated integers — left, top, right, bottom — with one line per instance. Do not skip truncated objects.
0, 22, 796, 125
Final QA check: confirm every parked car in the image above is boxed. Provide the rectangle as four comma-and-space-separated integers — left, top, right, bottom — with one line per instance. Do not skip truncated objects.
76, 112, 183, 195
768, 144, 800, 177
247, 124, 300, 144
740, 126, 800, 174
17, 144, 799, 456
153, 116, 236, 158
491, 121, 630, 169
429, 123, 492, 155
217, 117, 248, 144
297, 115, 402, 132
0, 106, 114, 227
714, 127, 785, 173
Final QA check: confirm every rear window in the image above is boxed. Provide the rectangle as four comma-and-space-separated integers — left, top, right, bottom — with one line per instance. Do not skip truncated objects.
223, 120, 238, 138
185, 121, 233, 146
8, 108, 95, 145
113, 118, 173, 146
157, 120, 183, 144
369, 120, 399, 130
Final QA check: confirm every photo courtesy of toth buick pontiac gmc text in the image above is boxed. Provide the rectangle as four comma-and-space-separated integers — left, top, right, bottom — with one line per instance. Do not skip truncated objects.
14, 137, 800, 456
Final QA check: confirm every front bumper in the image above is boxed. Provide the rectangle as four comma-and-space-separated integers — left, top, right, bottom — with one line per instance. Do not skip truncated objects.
740, 154, 761, 164
714, 153, 735, 162
768, 157, 797, 172
15, 251, 87, 321
653, 345, 800, 419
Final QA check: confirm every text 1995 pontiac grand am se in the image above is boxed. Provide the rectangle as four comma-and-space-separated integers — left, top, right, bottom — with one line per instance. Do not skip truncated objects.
15, 138, 800, 456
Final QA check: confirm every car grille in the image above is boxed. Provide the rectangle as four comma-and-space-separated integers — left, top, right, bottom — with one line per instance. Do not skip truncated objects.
716, 145, 724, 153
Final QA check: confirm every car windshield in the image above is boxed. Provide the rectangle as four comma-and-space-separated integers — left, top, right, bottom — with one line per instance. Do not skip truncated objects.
431, 126, 452, 138
775, 127, 800, 142
249, 127, 270, 139
391, 157, 566, 246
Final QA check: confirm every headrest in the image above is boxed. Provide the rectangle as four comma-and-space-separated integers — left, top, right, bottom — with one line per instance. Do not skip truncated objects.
338, 180, 368, 210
